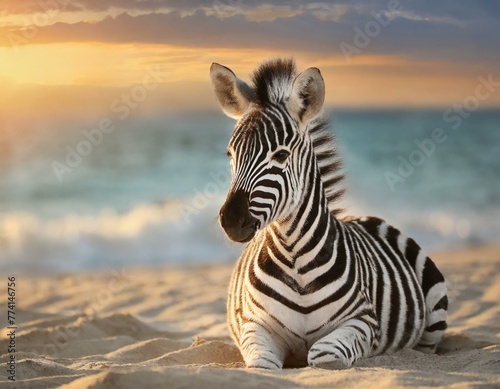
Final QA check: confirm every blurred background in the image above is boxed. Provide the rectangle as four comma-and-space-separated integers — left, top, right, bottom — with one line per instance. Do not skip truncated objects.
0, 0, 499, 274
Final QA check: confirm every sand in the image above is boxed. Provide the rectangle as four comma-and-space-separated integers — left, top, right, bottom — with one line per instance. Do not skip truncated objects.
1, 244, 499, 388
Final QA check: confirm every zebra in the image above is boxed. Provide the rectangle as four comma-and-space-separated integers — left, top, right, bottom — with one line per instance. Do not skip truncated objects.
209, 58, 448, 369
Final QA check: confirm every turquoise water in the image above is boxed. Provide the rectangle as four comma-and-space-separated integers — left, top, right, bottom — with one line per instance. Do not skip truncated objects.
1, 109, 499, 272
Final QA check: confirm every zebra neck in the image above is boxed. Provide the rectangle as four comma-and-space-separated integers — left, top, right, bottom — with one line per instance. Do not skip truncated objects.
269, 165, 334, 267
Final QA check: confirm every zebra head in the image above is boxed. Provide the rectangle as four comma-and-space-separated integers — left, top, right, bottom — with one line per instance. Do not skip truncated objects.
209, 59, 326, 243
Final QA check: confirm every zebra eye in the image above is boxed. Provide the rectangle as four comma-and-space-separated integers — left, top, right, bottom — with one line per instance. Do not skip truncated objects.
226, 150, 232, 158
272, 150, 290, 163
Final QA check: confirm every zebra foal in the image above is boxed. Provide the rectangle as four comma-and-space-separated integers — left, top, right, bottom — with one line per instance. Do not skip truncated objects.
209, 58, 448, 369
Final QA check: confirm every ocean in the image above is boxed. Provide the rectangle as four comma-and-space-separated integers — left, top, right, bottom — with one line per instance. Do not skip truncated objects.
1, 109, 499, 273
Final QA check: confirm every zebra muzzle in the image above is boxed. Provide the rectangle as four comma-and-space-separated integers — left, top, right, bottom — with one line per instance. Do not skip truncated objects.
219, 189, 259, 243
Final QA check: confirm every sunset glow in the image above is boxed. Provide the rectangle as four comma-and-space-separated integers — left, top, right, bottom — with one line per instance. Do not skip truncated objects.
1, 0, 499, 119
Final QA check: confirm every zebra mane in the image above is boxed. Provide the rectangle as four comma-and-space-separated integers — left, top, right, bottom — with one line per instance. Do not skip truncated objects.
251, 58, 296, 106
251, 58, 345, 216
308, 117, 346, 216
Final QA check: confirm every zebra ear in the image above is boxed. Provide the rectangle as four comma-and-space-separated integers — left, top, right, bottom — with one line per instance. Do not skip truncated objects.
210, 63, 255, 119
289, 67, 325, 124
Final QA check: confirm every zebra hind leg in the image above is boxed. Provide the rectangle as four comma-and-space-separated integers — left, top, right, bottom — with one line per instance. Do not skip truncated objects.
307, 315, 376, 369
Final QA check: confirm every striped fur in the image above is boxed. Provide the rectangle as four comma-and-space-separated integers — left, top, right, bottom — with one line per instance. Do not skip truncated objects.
210, 58, 448, 369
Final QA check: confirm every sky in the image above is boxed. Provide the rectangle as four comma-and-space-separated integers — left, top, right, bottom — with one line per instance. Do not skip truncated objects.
0, 0, 499, 119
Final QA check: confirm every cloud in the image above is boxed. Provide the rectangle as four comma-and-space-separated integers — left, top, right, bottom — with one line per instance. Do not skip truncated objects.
0, 0, 147, 14
1, 11, 341, 49
2, 4, 499, 65
216, 4, 303, 22
3, 0, 500, 23
306, 3, 356, 22
1, 1, 499, 77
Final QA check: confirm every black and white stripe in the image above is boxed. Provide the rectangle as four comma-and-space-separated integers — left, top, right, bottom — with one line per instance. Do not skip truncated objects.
210, 58, 448, 369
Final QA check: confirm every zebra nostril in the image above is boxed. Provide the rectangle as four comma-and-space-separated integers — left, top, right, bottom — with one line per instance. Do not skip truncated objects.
240, 216, 259, 231
240, 215, 257, 229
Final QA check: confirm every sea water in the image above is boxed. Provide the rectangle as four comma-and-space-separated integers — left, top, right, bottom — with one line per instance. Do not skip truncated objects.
1, 109, 499, 273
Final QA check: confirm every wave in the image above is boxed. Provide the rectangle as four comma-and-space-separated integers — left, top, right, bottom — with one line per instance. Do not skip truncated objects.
1, 195, 498, 273
0, 197, 240, 273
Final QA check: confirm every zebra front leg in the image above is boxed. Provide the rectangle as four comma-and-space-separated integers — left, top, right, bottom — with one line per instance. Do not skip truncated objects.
239, 322, 287, 369
308, 316, 376, 369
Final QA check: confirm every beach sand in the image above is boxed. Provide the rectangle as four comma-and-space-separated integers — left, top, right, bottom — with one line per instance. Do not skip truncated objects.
1, 244, 499, 388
